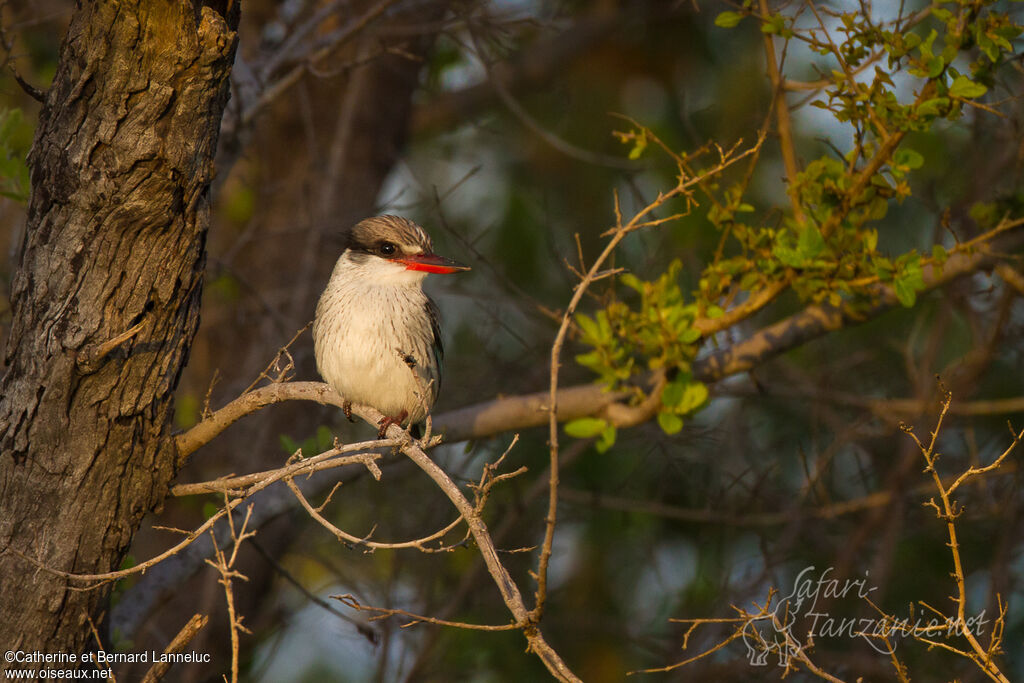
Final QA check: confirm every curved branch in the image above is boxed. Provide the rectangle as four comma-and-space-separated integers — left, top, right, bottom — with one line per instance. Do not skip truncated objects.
287, 478, 468, 551
175, 381, 349, 463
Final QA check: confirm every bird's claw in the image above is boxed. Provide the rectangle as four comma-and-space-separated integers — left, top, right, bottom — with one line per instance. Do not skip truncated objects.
343, 400, 356, 423
376, 410, 408, 439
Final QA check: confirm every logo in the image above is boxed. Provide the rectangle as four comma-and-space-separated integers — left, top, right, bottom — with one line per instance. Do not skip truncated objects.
739, 566, 989, 667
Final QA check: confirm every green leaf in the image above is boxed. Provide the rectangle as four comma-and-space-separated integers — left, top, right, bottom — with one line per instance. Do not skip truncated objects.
714, 11, 744, 28
279, 434, 300, 454
575, 313, 600, 342
864, 229, 878, 252
316, 425, 334, 451
931, 244, 948, 266
919, 29, 938, 60
894, 278, 917, 307
916, 97, 950, 117
662, 380, 685, 408
680, 327, 701, 344
657, 411, 684, 435
597, 310, 612, 341
628, 131, 648, 159
894, 148, 924, 170
564, 417, 609, 438
596, 425, 617, 453
575, 350, 603, 370
760, 13, 786, 35
678, 382, 710, 413
797, 226, 826, 258
739, 271, 761, 290
949, 75, 987, 99
774, 245, 803, 268
926, 56, 945, 78
620, 273, 644, 292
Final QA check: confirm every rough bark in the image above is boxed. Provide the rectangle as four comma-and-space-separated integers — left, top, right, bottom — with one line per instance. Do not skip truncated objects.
0, 0, 237, 662
120, 1, 451, 673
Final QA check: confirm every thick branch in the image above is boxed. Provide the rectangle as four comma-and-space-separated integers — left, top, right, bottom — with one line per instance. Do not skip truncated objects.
0, 1, 238, 660
696, 234, 1019, 382
175, 226, 1021, 457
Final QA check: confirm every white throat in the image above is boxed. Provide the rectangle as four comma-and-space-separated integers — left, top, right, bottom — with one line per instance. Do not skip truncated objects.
333, 250, 429, 289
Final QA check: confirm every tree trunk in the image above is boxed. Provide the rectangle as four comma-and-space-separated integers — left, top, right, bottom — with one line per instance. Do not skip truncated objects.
0, 0, 237, 663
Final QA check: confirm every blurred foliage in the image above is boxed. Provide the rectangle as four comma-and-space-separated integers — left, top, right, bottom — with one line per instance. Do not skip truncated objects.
280, 425, 335, 457
0, 108, 32, 202
570, 0, 1023, 448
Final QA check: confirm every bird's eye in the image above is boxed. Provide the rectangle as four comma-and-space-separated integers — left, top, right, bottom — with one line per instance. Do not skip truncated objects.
379, 242, 396, 256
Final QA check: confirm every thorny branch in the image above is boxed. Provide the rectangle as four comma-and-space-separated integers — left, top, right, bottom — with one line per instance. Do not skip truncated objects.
205, 504, 255, 683
334, 593, 519, 631
899, 385, 1020, 683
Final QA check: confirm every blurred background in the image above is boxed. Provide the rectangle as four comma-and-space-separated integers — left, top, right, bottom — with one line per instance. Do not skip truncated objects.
2, 0, 1023, 681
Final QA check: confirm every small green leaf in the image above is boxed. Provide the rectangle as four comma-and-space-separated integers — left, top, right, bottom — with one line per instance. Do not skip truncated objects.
575, 313, 600, 342
774, 245, 803, 268
657, 411, 684, 435
797, 226, 826, 258
595, 425, 617, 453
575, 350, 603, 370
279, 434, 300, 454
949, 75, 987, 99
620, 273, 644, 292
740, 271, 761, 290
931, 244, 948, 266
627, 131, 648, 160
864, 229, 878, 252
714, 11, 744, 28
916, 97, 950, 118
680, 327, 701, 344
894, 148, 924, 170
662, 380, 685, 408
678, 382, 710, 413
919, 29, 938, 59
316, 425, 334, 451
565, 417, 609, 438
894, 279, 917, 307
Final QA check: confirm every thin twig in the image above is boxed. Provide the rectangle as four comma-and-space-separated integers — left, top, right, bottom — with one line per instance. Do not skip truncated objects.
334, 593, 519, 631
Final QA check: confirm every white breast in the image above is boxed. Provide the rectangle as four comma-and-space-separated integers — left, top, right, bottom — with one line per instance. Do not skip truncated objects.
313, 255, 440, 423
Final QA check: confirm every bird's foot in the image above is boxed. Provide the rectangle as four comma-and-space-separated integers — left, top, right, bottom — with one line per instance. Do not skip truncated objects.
343, 400, 356, 423
377, 410, 408, 439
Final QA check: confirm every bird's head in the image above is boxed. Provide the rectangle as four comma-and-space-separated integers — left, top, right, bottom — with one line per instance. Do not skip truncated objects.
340, 215, 470, 286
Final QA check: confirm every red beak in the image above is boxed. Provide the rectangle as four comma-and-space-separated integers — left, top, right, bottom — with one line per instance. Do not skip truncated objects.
396, 253, 471, 274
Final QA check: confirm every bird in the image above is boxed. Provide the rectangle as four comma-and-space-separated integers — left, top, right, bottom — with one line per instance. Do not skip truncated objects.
313, 215, 470, 437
